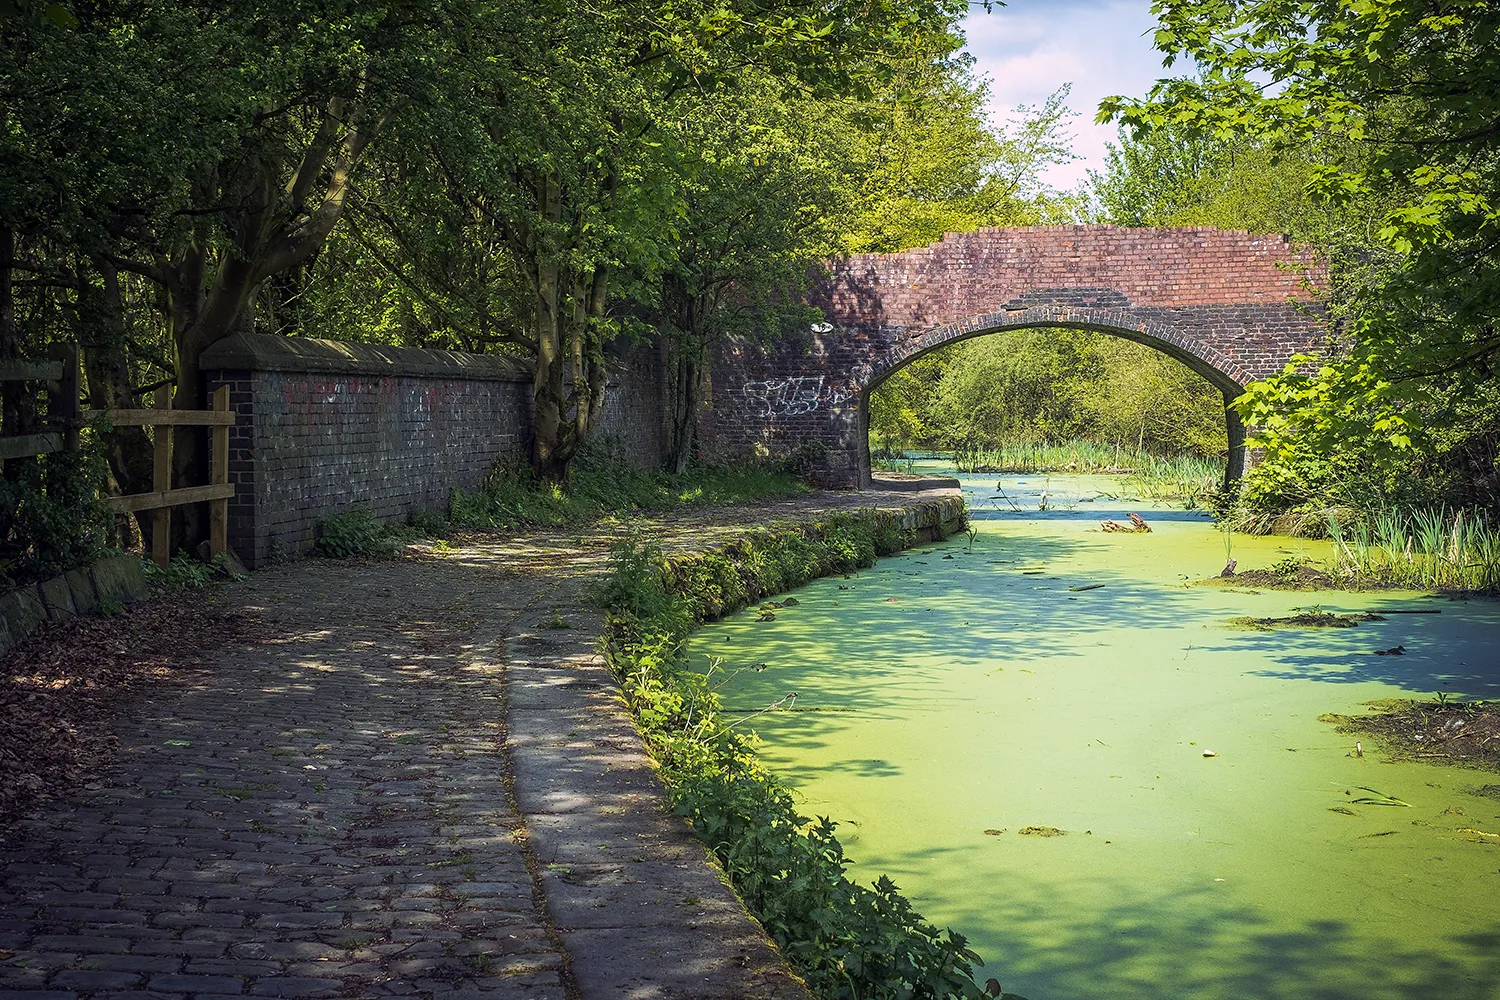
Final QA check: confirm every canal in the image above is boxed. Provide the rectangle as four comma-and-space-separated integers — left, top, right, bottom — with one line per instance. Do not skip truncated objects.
690, 468, 1500, 1000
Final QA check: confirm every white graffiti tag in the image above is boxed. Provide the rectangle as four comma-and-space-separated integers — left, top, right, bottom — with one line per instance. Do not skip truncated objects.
743, 376, 827, 416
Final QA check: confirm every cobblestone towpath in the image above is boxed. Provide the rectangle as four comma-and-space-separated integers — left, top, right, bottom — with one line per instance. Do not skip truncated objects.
1, 483, 963, 1000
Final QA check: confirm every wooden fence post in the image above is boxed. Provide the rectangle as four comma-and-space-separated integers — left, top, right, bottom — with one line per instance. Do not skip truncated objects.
92, 392, 236, 566
51, 343, 80, 451
210, 385, 229, 557
151, 386, 172, 569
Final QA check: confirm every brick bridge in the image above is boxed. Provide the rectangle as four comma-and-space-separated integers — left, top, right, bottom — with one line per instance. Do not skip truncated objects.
706, 225, 1327, 488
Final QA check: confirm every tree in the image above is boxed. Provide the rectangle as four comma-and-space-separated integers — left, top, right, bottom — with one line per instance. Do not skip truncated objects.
1100, 1, 1500, 475
2, 1, 464, 545
636, 81, 839, 473
342, 0, 979, 485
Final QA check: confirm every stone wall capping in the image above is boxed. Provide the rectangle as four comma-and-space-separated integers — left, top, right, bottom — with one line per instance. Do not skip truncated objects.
0, 553, 148, 652
199, 333, 534, 382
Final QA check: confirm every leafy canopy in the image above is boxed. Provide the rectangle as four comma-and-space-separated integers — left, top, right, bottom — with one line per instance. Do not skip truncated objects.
1100, 1, 1500, 465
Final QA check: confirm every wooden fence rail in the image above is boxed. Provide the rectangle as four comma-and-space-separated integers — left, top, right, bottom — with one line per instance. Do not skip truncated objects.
0, 346, 79, 460
0, 348, 235, 568
97, 386, 235, 568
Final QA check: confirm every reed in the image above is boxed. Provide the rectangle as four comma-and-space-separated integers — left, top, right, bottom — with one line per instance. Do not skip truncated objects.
1326, 506, 1500, 592
1122, 453, 1223, 504
953, 438, 1133, 473
953, 438, 1222, 503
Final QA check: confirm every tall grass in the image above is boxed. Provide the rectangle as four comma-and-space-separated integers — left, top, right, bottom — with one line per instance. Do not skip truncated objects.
1326, 506, 1500, 592
953, 438, 1223, 504
1121, 454, 1224, 505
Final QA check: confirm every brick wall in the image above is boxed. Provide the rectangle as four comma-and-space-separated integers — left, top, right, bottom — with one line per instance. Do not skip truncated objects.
202, 335, 665, 567
703, 225, 1329, 487
595, 336, 669, 465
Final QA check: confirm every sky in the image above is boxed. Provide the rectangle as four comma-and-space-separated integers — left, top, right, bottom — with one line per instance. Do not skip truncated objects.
961, 0, 1171, 191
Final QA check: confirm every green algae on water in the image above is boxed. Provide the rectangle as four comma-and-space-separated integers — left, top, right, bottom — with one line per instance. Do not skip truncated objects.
692, 465, 1500, 1000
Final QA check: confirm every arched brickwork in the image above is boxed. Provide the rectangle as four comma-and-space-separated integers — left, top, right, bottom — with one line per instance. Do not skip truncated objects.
704, 225, 1327, 487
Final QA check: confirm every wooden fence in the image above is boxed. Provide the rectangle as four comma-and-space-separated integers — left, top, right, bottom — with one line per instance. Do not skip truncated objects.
0, 348, 235, 568
0, 345, 80, 460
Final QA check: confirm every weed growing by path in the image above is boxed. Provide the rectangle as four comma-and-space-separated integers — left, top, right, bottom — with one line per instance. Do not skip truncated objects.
312, 508, 411, 558
142, 552, 248, 590
597, 514, 989, 1000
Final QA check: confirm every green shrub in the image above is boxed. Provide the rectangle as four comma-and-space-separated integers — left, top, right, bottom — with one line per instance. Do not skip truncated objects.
598, 518, 987, 1000
408, 508, 450, 536
0, 442, 113, 589
141, 552, 247, 591
313, 508, 400, 558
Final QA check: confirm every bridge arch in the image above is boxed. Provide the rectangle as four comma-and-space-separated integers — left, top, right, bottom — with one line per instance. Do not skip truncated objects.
860, 307, 1255, 484
705, 225, 1327, 488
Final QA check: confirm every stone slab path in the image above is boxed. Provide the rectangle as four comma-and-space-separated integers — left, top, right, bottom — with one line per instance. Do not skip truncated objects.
0, 484, 961, 1000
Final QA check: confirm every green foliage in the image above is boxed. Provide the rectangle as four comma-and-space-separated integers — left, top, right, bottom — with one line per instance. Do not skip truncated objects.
448, 454, 808, 532
1098, 1, 1500, 520
833, 84, 1081, 255
870, 328, 1228, 458
0, 444, 113, 589
141, 552, 247, 592
1325, 508, 1500, 593
597, 524, 987, 999
4, 0, 1007, 528
313, 508, 407, 559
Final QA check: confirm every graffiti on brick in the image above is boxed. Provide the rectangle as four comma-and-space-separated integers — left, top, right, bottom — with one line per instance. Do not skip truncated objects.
743, 376, 826, 416
743, 376, 861, 415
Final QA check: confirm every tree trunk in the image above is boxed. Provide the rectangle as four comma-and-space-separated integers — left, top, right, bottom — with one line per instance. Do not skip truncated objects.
122, 98, 385, 553
0, 223, 20, 443
660, 278, 705, 476
530, 178, 567, 487
78, 260, 155, 544
667, 346, 702, 476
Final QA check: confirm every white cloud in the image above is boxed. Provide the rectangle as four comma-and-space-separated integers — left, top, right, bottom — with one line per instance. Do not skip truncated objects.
962, 1, 1171, 191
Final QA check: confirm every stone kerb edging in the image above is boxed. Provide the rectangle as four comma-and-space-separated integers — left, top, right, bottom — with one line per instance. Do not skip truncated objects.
0, 553, 147, 652
502, 487, 965, 999
199, 332, 534, 382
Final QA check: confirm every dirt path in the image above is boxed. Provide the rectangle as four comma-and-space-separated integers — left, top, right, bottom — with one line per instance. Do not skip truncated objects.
0, 484, 961, 1000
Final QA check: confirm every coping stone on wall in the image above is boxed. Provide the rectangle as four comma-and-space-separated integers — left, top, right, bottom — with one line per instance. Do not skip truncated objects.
199, 333, 534, 382
0, 587, 48, 642
64, 568, 99, 616
90, 554, 148, 607
0, 555, 149, 654
38, 575, 77, 622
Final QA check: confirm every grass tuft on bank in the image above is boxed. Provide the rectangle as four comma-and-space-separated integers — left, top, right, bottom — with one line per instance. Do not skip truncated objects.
1324, 508, 1500, 593
1207, 507, 1500, 595
595, 515, 992, 1000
